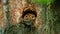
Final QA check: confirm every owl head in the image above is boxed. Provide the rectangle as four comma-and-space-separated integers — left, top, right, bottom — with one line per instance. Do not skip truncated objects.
21, 9, 37, 25
24, 13, 36, 21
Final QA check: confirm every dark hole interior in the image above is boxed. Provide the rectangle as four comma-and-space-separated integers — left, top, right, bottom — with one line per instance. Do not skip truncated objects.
0, 0, 1, 3
22, 9, 37, 18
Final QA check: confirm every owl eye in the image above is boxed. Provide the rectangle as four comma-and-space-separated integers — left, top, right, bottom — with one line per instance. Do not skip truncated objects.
31, 15, 35, 19
26, 16, 27, 17
32, 16, 34, 18
24, 15, 29, 21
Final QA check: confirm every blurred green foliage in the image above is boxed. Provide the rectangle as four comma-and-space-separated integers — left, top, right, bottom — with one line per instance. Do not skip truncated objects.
34, 0, 55, 5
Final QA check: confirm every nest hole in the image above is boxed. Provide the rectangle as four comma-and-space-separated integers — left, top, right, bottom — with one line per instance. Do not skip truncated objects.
22, 9, 37, 18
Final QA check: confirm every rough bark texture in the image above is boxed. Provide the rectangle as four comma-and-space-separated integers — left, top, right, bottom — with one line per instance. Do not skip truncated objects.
0, 1, 7, 34
0, 0, 7, 29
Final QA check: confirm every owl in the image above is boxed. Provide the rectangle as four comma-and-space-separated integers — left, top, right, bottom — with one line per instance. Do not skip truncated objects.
19, 9, 37, 32
22, 13, 36, 25
21, 13, 36, 31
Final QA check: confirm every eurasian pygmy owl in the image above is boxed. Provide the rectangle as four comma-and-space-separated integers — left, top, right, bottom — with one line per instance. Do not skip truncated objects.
24, 13, 36, 21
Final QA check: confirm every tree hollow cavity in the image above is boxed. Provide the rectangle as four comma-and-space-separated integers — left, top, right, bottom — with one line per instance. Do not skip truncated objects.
22, 9, 37, 18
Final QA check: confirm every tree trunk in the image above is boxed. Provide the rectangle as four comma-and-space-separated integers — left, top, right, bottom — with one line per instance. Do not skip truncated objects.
0, 0, 57, 34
